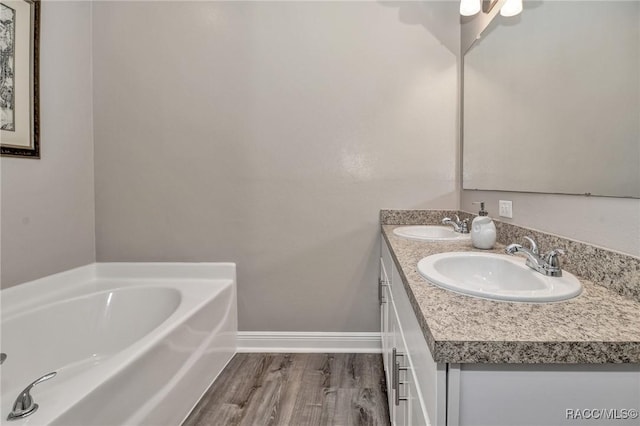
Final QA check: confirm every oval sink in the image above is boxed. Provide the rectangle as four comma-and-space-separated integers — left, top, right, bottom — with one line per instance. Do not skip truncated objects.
417, 252, 582, 303
393, 226, 471, 242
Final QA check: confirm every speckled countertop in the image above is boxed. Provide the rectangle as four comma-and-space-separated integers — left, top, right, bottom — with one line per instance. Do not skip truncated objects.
382, 225, 640, 364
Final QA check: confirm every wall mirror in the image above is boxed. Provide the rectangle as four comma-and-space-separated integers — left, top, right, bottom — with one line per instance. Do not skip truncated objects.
462, 1, 639, 198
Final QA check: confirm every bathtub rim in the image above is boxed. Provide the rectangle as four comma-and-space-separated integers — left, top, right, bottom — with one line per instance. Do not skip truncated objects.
1, 284, 183, 323
1, 262, 236, 317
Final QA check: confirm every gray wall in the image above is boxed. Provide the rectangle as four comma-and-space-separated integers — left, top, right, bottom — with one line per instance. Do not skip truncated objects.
1, 1, 95, 288
92, 1, 459, 332
461, 192, 640, 257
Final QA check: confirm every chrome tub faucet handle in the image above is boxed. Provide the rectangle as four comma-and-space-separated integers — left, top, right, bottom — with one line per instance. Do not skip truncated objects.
7, 372, 57, 421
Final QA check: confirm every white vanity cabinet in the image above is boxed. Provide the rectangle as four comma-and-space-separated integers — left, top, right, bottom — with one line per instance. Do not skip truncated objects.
380, 235, 640, 426
380, 239, 447, 426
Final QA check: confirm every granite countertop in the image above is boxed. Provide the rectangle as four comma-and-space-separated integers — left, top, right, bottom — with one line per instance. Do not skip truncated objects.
382, 225, 640, 364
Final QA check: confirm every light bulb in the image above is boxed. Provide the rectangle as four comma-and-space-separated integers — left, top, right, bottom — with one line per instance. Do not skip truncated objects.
460, 0, 481, 16
501, 0, 523, 17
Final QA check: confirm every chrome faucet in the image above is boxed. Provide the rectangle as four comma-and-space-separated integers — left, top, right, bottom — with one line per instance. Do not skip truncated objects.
505, 236, 565, 277
7, 372, 56, 421
442, 215, 469, 234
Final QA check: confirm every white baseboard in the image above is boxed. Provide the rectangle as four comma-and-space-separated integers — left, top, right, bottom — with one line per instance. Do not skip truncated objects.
237, 331, 382, 353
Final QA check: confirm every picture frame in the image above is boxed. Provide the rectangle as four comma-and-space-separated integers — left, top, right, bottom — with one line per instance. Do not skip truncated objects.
0, 0, 39, 158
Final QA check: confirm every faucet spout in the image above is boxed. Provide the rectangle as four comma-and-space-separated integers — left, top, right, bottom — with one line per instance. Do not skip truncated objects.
505, 237, 564, 277
505, 243, 543, 266
442, 217, 461, 232
442, 215, 469, 234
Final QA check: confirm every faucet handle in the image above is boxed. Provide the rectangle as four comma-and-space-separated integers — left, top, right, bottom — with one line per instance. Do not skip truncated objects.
544, 248, 565, 269
7, 372, 56, 421
523, 236, 539, 254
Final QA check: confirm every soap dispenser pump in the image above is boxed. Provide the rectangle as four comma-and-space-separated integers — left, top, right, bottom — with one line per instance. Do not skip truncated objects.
471, 202, 496, 249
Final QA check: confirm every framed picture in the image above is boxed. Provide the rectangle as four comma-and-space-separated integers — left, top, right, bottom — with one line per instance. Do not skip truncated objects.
0, 0, 39, 158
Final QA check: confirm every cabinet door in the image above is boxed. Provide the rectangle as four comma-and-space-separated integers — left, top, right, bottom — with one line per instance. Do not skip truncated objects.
389, 302, 409, 426
381, 237, 394, 288
407, 375, 429, 426
380, 286, 393, 410
384, 237, 446, 426
380, 257, 390, 368
394, 317, 429, 426
379, 254, 393, 405
392, 293, 431, 426
451, 363, 640, 426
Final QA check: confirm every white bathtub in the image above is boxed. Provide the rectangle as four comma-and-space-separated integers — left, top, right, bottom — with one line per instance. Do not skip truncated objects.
0, 263, 237, 425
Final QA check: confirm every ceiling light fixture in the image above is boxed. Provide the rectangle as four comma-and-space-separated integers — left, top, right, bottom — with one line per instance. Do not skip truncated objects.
500, 0, 523, 17
460, 0, 481, 16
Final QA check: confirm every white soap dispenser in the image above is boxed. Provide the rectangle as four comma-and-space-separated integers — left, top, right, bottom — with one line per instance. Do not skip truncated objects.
471, 202, 497, 249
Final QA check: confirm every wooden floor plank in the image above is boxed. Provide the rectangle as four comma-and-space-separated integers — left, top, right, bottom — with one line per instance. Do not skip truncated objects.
183, 353, 390, 426
272, 354, 316, 426
285, 354, 330, 425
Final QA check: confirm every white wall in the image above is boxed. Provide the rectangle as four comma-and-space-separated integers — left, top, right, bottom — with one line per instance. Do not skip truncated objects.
92, 1, 459, 332
1, 1, 95, 288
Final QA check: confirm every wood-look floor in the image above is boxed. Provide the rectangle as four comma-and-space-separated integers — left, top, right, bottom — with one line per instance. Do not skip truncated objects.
183, 353, 390, 426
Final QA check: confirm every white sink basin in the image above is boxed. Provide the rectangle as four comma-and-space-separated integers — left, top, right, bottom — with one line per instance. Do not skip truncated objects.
417, 252, 583, 303
393, 226, 471, 242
